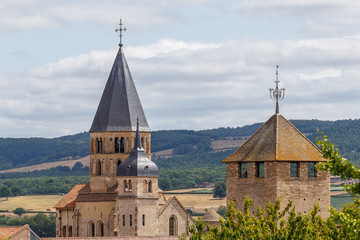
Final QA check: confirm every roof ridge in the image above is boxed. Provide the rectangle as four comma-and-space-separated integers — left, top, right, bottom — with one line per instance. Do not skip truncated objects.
222, 115, 275, 163
278, 115, 323, 154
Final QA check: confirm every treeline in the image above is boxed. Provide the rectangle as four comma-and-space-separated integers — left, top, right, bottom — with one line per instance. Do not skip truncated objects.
2, 119, 360, 171
0, 214, 55, 237
0, 162, 89, 179
0, 176, 89, 196
159, 166, 225, 190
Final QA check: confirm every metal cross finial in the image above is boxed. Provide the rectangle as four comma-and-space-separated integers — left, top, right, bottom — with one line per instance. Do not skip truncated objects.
115, 18, 127, 47
269, 65, 285, 114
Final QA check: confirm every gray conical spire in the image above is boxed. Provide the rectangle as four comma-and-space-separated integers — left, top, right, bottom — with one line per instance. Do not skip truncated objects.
90, 47, 150, 132
117, 118, 159, 177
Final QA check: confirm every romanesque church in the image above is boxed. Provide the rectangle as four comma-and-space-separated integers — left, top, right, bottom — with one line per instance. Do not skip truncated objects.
54, 41, 193, 238
54, 25, 330, 238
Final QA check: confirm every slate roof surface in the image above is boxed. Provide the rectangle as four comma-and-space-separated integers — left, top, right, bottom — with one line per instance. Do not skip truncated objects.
55, 184, 86, 209
90, 47, 150, 132
223, 114, 325, 162
117, 121, 158, 177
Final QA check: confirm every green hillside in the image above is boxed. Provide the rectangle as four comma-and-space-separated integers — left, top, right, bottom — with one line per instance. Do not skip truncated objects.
1, 119, 360, 171
1, 118, 360, 193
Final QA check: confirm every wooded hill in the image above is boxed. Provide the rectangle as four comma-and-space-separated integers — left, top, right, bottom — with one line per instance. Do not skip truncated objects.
1, 118, 360, 171
1, 118, 360, 193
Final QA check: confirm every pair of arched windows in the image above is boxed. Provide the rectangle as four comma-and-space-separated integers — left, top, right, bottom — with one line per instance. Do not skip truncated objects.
61, 225, 73, 237
88, 221, 104, 237
143, 180, 152, 193
124, 180, 132, 192
114, 137, 125, 153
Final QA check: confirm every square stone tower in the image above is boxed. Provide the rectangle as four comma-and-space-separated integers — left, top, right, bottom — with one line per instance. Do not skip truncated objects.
223, 114, 330, 218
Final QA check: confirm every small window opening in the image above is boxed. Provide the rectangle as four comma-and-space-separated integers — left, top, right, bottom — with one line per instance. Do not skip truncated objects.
308, 162, 316, 178
239, 162, 247, 178
130, 215, 133, 227
148, 180, 152, 192
120, 138, 125, 153
115, 137, 119, 153
290, 162, 299, 177
256, 162, 265, 178
169, 216, 176, 236
122, 215, 125, 227
96, 161, 102, 176
142, 214, 145, 226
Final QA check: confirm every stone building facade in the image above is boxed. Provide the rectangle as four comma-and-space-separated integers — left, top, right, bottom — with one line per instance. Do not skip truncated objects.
55, 43, 192, 238
223, 114, 330, 218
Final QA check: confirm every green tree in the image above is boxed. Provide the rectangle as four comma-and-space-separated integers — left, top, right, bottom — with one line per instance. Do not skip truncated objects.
216, 205, 226, 218
0, 185, 11, 200
316, 133, 360, 195
213, 181, 226, 199
13, 207, 26, 217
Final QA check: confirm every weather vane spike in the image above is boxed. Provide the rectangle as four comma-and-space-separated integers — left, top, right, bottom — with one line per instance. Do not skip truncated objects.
269, 65, 285, 114
115, 18, 127, 47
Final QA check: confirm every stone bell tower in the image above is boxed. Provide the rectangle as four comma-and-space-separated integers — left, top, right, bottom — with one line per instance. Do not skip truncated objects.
114, 119, 160, 237
89, 19, 151, 193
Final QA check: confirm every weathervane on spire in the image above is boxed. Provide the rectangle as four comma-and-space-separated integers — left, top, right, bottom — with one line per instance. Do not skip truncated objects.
269, 65, 285, 114
115, 18, 127, 47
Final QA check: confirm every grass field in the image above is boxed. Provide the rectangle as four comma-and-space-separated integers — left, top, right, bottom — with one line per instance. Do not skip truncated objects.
0, 190, 354, 216
0, 195, 63, 212
164, 193, 226, 213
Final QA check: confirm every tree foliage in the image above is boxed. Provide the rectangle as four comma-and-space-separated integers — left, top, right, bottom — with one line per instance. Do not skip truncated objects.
13, 207, 26, 217
213, 181, 226, 199
0, 185, 11, 200
0, 213, 55, 237
316, 132, 360, 195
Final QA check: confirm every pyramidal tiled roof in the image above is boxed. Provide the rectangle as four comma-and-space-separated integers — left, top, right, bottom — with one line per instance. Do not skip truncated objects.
201, 209, 223, 222
90, 47, 150, 132
223, 114, 325, 162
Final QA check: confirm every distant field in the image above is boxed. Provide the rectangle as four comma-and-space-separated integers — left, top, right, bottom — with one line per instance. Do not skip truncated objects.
0, 190, 354, 216
164, 193, 226, 213
0, 195, 63, 212
0, 156, 90, 174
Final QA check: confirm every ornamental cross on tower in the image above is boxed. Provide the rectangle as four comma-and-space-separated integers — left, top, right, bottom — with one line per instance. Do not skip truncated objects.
115, 18, 127, 47
269, 65, 285, 114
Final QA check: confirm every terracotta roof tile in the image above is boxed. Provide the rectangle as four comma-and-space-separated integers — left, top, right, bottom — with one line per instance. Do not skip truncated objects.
76, 193, 117, 202
55, 184, 86, 209
78, 182, 91, 193
223, 114, 325, 162
201, 209, 223, 222
0, 224, 28, 240
107, 183, 118, 192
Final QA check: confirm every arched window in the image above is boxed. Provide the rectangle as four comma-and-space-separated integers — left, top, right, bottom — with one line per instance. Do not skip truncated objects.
62, 226, 66, 237
88, 222, 95, 237
68, 226, 72, 237
129, 180, 132, 191
169, 216, 177, 236
98, 221, 104, 237
148, 180, 152, 193
96, 138, 99, 153
96, 161, 102, 176
143, 180, 148, 192
124, 180, 128, 192
117, 160, 121, 173
115, 137, 119, 153
120, 138, 125, 153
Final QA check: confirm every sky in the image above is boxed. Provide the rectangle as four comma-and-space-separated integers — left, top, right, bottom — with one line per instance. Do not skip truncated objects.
1, 0, 360, 138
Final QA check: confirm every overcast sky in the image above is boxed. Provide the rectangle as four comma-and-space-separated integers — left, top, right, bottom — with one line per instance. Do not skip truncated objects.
1, 0, 360, 138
